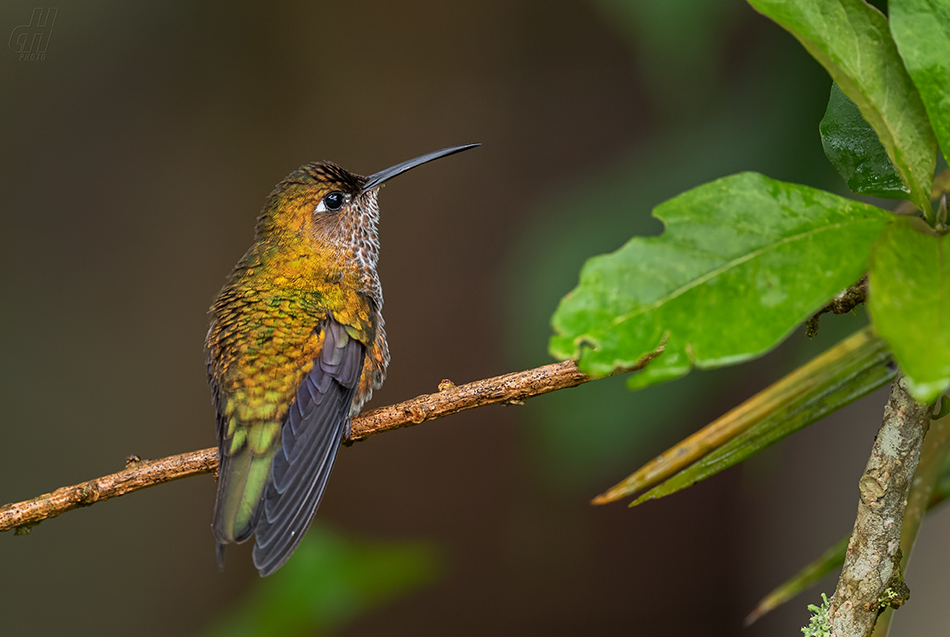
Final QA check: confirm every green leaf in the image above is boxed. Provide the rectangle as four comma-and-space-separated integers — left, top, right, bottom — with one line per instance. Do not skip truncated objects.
748, 0, 937, 219
630, 326, 894, 506
204, 528, 441, 637
890, 0, 950, 165
550, 172, 891, 388
868, 217, 950, 403
936, 395, 950, 421
820, 83, 909, 199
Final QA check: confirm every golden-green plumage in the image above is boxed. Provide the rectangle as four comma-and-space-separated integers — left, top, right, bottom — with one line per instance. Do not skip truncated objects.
206, 144, 478, 576
207, 162, 384, 569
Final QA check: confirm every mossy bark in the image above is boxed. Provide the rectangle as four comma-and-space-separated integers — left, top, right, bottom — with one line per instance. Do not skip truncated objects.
829, 375, 931, 636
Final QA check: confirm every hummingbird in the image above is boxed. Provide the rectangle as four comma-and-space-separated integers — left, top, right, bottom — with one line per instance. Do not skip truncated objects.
206, 143, 479, 576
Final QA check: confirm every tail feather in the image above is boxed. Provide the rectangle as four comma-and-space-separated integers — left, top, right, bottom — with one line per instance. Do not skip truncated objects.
252, 415, 348, 575
215, 540, 226, 570
212, 442, 278, 547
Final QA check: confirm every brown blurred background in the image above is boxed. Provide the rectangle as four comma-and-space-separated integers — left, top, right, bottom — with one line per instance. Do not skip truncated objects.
2, 1, 948, 635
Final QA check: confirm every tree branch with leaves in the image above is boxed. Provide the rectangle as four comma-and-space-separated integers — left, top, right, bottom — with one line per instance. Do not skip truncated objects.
546, 1, 950, 635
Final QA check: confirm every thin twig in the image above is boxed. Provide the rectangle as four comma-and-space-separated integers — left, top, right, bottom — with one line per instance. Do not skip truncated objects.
350, 360, 597, 440
0, 349, 662, 534
805, 275, 868, 338
1, 450, 219, 536
829, 374, 932, 637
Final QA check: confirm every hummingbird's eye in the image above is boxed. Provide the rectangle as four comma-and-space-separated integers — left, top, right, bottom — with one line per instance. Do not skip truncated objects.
317, 191, 345, 213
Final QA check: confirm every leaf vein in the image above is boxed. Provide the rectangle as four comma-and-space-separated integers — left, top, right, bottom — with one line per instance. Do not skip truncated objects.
608, 220, 855, 328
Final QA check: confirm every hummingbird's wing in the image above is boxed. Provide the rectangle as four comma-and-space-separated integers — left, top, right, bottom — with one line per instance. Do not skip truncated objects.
251, 318, 365, 576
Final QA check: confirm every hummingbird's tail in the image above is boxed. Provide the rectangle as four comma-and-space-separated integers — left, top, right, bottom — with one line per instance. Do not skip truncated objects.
212, 438, 279, 562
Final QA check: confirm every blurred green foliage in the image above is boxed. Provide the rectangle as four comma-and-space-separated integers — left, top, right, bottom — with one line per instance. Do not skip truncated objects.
204, 527, 440, 637
590, 0, 741, 106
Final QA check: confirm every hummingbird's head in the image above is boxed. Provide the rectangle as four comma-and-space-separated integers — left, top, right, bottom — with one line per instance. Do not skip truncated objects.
257, 161, 374, 260
255, 144, 480, 272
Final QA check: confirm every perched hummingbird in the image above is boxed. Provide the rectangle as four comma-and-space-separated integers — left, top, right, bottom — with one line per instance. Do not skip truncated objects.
206, 144, 478, 576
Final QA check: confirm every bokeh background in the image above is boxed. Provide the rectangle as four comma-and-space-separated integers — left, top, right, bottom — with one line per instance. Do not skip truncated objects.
2, 1, 948, 635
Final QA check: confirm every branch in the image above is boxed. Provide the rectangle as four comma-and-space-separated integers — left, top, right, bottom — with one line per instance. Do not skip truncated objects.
805, 275, 868, 338
868, 401, 950, 637
0, 350, 662, 534
829, 374, 932, 637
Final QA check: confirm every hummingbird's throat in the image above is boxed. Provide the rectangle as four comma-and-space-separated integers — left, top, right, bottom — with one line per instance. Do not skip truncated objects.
321, 189, 382, 307
345, 190, 381, 274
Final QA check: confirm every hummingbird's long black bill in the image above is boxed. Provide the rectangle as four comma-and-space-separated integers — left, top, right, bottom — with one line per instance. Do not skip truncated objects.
361, 143, 480, 194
